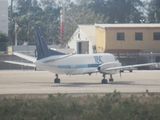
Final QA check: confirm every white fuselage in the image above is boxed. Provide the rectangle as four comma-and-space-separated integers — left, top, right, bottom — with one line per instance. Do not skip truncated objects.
35, 53, 121, 75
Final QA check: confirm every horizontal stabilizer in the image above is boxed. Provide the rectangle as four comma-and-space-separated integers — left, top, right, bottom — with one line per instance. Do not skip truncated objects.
4, 61, 36, 67
43, 53, 75, 63
49, 49, 65, 56
13, 52, 36, 62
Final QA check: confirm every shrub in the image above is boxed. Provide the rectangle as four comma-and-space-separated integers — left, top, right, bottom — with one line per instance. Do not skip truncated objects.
0, 92, 160, 120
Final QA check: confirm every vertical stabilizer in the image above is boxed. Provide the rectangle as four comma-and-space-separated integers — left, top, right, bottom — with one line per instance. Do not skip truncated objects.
34, 26, 50, 60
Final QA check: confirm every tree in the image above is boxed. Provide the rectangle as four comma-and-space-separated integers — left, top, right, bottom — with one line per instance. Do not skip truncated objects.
0, 32, 9, 51
63, 2, 108, 44
89, 0, 144, 23
8, 0, 43, 44
148, 0, 160, 23
8, 0, 147, 45
11, 0, 63, 45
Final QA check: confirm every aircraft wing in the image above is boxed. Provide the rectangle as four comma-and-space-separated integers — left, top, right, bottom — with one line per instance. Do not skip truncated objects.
4, 61, 36, 67
13, 52, 36, 62
102, 63, 157, 72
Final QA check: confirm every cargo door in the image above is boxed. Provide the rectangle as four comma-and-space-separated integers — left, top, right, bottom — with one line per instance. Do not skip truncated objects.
77, 41, 89, 54
81, 41, 89, 54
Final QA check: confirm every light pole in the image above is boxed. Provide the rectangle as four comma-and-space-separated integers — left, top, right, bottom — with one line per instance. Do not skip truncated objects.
10, 0, 18, 46
10, 0, 13, 20
14, 16, 19, 46
27, 0, 31, 44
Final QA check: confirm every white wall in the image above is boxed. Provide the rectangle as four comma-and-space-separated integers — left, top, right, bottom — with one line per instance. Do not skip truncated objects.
67, 28, 94, 54
0, 0, 8, 35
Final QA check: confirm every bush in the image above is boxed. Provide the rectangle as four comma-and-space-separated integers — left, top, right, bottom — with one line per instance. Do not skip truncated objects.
0, 92, 160, 120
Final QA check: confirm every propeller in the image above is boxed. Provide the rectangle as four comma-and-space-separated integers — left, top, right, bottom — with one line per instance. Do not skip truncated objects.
119, 69, 123, 78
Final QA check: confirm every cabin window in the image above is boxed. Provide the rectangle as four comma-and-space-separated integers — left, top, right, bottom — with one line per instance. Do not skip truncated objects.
135, 32, 143, 41
117, 33, 124, 40
154, 32, 160, 40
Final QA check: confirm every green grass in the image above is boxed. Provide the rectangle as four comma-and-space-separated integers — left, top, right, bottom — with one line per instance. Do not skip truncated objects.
0, 91, 160, 120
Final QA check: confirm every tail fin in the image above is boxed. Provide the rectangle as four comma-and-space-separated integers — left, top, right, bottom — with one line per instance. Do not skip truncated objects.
34, 26, 50, 60
34, 26, 65, 60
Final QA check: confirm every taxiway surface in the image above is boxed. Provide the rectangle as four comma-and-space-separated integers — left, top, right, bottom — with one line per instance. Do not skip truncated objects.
0, 70, 160, 95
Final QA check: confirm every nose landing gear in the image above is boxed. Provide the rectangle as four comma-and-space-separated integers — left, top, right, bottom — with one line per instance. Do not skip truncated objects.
101, 73, 108, 84
101, 74, 114, 84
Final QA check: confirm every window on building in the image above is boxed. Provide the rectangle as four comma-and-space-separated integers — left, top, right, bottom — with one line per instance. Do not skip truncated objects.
154, 32, 160, 40
117, 33, 124, 40
135, 32, 143, 40
78, 33, 80, 39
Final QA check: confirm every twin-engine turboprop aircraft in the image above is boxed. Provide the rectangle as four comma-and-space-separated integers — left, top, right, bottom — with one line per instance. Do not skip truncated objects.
5, 26, 157, 84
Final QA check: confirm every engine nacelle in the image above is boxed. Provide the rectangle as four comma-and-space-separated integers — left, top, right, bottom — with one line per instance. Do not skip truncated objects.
98, 62, 121, 71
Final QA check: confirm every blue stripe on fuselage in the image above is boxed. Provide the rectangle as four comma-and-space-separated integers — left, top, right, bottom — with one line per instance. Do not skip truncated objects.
57, 64, 100, 69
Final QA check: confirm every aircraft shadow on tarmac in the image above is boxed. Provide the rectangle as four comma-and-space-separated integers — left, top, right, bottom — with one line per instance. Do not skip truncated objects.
24, 81, 160, 87
51, 81, 135, 87
55, 82, 160, 88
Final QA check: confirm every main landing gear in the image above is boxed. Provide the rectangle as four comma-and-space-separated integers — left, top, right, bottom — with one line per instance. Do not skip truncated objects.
101, 74, 108, 84
101, 74, 114, 84
54, 74, 60, 83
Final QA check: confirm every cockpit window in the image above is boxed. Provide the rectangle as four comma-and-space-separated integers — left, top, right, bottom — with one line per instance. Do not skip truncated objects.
115, 57, 119, 61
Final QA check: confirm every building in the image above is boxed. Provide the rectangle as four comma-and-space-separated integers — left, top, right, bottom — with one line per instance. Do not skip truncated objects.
67, 25, 96, 54
95, 24, 160, 63
0, 0, 8, 35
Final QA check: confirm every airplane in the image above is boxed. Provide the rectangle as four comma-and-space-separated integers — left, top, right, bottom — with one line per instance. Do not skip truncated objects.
5, 26, 157, 84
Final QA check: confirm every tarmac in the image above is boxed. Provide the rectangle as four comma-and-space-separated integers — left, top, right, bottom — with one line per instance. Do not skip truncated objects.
0, 70, 160, 96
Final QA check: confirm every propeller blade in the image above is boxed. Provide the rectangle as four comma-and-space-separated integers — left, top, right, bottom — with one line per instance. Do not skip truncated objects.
119, 70, 122, 78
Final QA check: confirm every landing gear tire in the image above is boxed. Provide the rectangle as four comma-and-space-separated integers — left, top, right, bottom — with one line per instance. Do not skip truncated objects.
109, 78, 114, 82
101, 79, 108, 84
54, 78, 60, 83
129, 70, 133, 72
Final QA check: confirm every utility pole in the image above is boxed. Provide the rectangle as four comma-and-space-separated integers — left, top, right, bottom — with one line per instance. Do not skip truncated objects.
10, 0, 13, 48
14, 16, 18, 46
28, 0, 31, 44
10, 0, 13, 21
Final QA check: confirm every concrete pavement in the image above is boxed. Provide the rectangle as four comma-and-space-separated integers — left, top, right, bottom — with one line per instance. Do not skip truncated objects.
0, 70, 160, 95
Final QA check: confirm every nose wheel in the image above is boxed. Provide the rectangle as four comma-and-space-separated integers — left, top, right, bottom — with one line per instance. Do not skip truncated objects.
54, 74, 60, 83
101, 74, 108, 84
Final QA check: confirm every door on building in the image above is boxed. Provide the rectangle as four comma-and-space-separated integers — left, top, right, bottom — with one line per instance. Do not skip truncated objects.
156, 56, 160, 62
77, 41, 89, 54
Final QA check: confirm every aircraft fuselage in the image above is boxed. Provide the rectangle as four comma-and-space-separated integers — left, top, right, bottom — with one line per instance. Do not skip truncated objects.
35, 53, 121, 75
